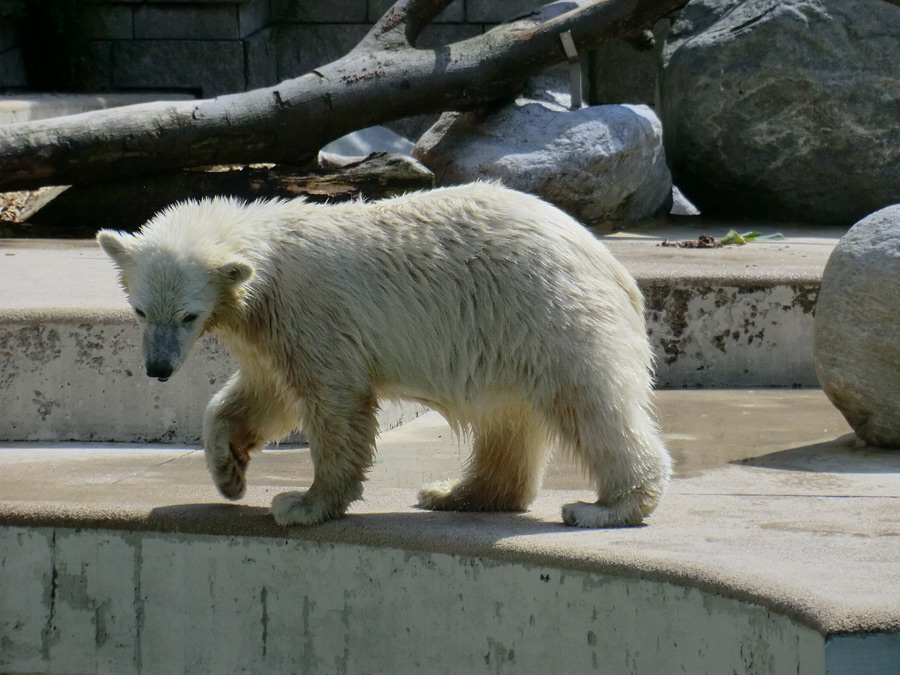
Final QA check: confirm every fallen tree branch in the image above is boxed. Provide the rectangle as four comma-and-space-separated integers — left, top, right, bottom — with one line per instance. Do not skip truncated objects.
23, 153, 434, 233
0, 0, 686, 190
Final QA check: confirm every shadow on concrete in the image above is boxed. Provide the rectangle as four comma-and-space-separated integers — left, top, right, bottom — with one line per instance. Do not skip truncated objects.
735, 434, 900, 474
145, 502, 277, 535
144, 499, 592, 545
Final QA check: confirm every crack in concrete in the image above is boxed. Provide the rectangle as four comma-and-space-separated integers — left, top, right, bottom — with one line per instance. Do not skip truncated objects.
110, 449, 199, 484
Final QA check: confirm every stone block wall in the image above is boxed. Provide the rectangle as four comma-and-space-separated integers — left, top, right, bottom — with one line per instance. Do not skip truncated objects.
0, 0, 555, 98
0, 2, 26, 88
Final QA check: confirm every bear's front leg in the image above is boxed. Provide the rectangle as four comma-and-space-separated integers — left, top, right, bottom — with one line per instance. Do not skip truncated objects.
271, 388, 378, 526
203, 372, 296, 500
203, 409, 258, 500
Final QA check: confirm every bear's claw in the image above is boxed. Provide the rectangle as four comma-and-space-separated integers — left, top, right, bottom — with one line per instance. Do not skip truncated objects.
212, 455, 247, 500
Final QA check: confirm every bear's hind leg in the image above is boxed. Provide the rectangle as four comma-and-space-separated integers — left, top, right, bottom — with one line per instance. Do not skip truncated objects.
271, 389, 378, 526
558, 398, 671, 528
417, 409, 548, 512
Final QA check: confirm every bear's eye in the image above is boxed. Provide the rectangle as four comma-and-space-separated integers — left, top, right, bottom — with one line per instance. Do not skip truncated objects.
182, 313, 199, 324
134, 307, 146, 319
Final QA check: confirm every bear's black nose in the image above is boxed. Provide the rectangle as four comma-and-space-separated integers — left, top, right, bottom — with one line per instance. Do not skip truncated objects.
146, 363, 173, 381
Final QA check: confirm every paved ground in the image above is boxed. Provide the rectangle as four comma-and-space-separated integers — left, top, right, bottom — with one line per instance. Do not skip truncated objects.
2, 389, 899, 637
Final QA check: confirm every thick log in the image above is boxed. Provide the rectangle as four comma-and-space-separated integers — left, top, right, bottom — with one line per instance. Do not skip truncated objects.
22, 153, 434, 233
0, 0, 687, 191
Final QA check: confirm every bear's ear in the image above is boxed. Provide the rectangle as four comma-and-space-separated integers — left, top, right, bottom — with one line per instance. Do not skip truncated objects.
217, 259, 254, 288
97, 230, 133, 269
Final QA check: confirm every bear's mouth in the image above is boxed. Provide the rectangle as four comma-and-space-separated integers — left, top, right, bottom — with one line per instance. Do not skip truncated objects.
157, 377, 169, 383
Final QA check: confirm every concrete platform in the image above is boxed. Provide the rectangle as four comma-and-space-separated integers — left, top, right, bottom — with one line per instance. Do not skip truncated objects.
3, 231, 900, 672
1, 390, 899, 674
0, 225, 842, 442
3, 97, 890, 673
606, 221, 839, 388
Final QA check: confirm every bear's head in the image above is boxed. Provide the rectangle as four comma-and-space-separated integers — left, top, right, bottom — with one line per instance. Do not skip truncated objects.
97, 228, 253, 382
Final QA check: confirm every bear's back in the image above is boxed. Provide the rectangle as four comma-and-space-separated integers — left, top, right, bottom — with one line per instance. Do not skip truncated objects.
228, 184, 644, 403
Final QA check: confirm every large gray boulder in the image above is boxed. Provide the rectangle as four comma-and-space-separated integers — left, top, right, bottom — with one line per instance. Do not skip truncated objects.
661, 0, 900, 225
814, 205, 900, 448
412, 101, 672, 230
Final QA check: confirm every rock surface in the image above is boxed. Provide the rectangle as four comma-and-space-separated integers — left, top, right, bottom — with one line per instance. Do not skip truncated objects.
660, 0, 900, 225
412, 101, 672, 230
321, 125, 415, 159
814, 205, 900, 448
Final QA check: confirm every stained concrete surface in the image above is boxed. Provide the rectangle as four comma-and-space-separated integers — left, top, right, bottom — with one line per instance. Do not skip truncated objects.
1, 389, 898, 640
604, 221, 841, 285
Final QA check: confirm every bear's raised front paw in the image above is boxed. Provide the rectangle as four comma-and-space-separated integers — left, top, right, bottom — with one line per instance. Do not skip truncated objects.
271, 490, 342, 526
209, 453, 247, 501
561, 498, 645, 528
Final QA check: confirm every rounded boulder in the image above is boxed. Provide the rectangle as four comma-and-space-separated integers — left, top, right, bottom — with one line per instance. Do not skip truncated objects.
661, 0, 900, 224
412, 101, 672, 231
814, 205, 900, 447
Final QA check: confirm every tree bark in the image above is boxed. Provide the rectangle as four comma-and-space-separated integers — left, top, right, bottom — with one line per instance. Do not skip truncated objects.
0, 0, 686, 191
21, 153, 434, 233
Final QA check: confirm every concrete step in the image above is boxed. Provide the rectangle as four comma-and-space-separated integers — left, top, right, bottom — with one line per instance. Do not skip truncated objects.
605, 222, 838, 388
1, 390, 897, 674
0, 225, 840, 442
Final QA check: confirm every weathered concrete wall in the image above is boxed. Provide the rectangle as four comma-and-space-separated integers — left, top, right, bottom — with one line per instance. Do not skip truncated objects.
645, 281, 819, 389
0, 285, 818, 443
0, 525, 827, 675
0, 237, 825, 442
0, 1, 23, 88
0, 314, 420, 443
0, 316, 233, 443
0, 0, 272, 95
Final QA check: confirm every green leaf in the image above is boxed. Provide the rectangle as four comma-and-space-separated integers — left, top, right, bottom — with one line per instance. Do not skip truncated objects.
721, 229, 747, 245
750, 233, 786, 242
721, 230, 785, 245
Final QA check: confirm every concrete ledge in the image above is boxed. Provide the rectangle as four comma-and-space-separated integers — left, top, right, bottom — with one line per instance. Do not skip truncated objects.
0, 524, 831, 674
606, 223, 838, 388
0, 227, 841, 441
1, 392, 898, 674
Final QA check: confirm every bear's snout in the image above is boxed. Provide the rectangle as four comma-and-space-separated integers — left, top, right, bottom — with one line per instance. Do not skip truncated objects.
143, 323, 185, 382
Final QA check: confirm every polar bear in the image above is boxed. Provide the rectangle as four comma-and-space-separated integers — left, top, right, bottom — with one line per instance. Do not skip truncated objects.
97, 183, 671, 528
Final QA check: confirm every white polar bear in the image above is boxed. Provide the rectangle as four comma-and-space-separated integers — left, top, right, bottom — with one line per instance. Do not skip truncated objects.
98, 183, 671, 528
